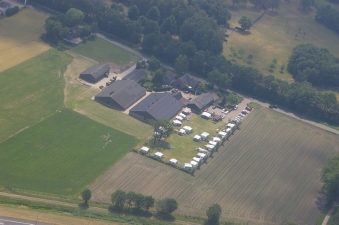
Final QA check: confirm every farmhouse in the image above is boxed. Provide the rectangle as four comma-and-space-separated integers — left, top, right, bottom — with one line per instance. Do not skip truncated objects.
129, 92, 184, 123
80, 63, 110, 83
172, 74, 200, 90
187, 93, 215, 113
122, 69, 147, 83
95, 80, 146, 110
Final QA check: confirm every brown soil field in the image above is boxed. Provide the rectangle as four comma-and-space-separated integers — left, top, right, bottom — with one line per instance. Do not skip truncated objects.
90, 107, 339, 225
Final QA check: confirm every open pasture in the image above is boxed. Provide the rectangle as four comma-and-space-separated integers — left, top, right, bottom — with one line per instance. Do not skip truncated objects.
90, 107, 339, 225
223, 0, 339, 81
0, 9, 49, 72
0, 109, 138, 195
0, 49, 72, 143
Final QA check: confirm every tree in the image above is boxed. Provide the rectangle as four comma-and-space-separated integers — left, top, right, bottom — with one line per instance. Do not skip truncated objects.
219, 73, 231, 89
80, 25, 92, 37
59, 27, 70, 39
155, 198, 178, 215
66, 8, 84, 26
126, 191, 137, 209
207, 69, 222, 87
238, 16, 253, 30
81, 189, 92, 205
5, 6, 19, 17
322, 154, 339, 201
91, 22, 98, 34
152, 120, 173, 144
144, 19, 160, 34
148, 56, 161, 71
143, 195, 155, 211
146, 6, 160, 22
160, 16, 177, 35
174, 55, 189, 75
111, 190, 126, 208
152, 68, 166, 87
128, 5, 139, 20
205, 204, 222, 225
196, 82, 207, 95
228, 93, 238, 106
134, 193, 145, 209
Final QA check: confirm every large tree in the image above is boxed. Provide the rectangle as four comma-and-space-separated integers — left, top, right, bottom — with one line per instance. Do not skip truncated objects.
155, 198, 178, 215
152, 68, 167, 87
206, 204, 222, 225
238, 16, 253, 30
128, 5, 139, 20
146, 6, 161, 22
322, 154, 339, 201
160, 16, 177, 35
81, 189, 92, 205
111, 190, 126, 208
152, 120, 173, 144
174, 55, 189, 75
66, 8, 84, 26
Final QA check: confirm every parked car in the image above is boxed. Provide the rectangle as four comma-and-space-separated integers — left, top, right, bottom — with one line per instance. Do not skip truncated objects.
225, 110, 229, 114
221, 108, 225, 113
204, 108, 208, 112
234, 105, 238, 110
212, 105, 216, 109
99, 85, 104, 89
246, 106, 252, 111
269, 104, 278, 109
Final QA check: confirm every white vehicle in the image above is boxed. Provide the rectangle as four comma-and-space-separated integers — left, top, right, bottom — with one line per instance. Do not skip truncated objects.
225, 110, 229, 114
234, 105, 238, 110
221, 108, 225, 113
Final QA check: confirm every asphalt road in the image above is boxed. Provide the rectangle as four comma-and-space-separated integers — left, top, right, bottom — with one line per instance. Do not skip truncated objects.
0, 217, 49, 225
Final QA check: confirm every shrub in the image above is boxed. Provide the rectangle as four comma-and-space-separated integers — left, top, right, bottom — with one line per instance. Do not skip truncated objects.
5, 6, 19, 17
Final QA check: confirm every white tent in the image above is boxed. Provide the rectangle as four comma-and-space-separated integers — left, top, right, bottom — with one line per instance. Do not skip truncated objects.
226, 123, 235, 129
205, 144, 214, 151
193, 135, 201, 142
140, 146, 150, 154
169, 158, 178, 165
178, 129, 186, 135
218, 131, 227, 138
183, 126, 193, 133
192, 157, 201, 162
209, 141, 217, 146
172, 120, 182, 126
197, 153, 207, 159
190, 161, 198, 167
176, 116, 183, 121
198, 148, 208, 153
201, 112, 211, 119
154, 152, 164, 159
184, 163, 193, 169
212, 137, 221, 143
201, 132, 209, 140
179, 113, 186, 119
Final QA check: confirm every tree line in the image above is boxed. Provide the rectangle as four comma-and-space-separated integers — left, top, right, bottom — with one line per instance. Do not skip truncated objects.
316, 4, 339, 33
287, 44, 339, 87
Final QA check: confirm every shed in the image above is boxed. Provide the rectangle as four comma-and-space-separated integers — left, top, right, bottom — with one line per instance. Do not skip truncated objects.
178, 129, 186, 136
201, 112, 211, 119
190, 161, 198, 167
209, 141, 217, 146
192, 157, 201, 163
197, 153, 207, 159
218, 131, 226, 138
154, 152, 164, 159
201, 132, 209, 140
205, 144, 214, 151
140, 146, 150, 154
193, 135, 201, 142
173, 120, 182, 126
183, 126, 193, 133
212, 137, 221, 143
169, 158, 178, 165
80, 63, 110, 83
184, 163, 193, 169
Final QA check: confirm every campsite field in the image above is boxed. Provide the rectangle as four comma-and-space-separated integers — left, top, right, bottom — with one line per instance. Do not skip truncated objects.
223, 0, 339, 81
0, 109, 138, 195
0, 49, 72, 143
0, 9, 49, 72
90, 107, 339, 225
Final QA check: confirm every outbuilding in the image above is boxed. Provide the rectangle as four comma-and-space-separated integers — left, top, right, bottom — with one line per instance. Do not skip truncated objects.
154, 152, 164, 159
140, 146, 150, 154
80, 63, 110, 83
187, 93, 215, 113
122, 69, 147, 83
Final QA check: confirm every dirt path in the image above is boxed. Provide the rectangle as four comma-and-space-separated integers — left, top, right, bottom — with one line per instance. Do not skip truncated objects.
322, 206, 335, 225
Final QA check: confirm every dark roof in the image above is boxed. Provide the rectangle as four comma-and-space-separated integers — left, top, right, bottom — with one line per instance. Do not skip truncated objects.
95, 80, 145, 109
130, 93, 184, 120
81, 64, 110, 79
175, 74, 199, 89
122, 69, 147, 82
0, 1, 11, 8
163, 73, 175, 85
172, 91, 183, 100
188, 93, 214, 110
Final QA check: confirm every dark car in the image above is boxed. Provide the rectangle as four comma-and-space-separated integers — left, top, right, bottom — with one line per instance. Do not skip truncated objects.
269, 104, 278, 109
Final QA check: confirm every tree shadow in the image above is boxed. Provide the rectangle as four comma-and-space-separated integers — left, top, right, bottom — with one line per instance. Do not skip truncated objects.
315, 190, 329, 210
154, 213, 176, 222
236, 30, 251, 36
78, 203, 89, 209
127, 208, 153, 218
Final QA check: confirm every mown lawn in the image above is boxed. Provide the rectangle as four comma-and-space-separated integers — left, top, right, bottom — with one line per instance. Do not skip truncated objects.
0, 109, 139, 196
71, 38, 136, 65
223, 0, 339, 81
0, 49, 72, 143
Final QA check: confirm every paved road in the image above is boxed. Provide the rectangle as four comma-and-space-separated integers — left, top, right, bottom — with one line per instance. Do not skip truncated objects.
0, 216, 48, 225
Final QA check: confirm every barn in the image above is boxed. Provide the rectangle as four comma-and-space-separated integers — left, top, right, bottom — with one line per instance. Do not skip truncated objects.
129, 92, 184, 123
95, 80, 146, 110
79, 63, 110, 83
186, 93, 215, 113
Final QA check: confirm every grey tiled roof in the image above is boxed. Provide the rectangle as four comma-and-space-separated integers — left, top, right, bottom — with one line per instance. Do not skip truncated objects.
187, 93, 214, 110
80, 63, 110, 79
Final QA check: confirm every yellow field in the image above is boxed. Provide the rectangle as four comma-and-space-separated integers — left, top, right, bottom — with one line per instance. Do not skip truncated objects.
0, 9, 49, 72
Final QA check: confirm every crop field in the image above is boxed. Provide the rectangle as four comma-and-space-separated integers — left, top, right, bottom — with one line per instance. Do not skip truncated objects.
71, 38, 137, 65
138, 113, 228, 166
0, 9, 49, 72
0, 109, 138, 195
223, 0, 339, 81
0, 49, 72, 143
90, 107, 339, 225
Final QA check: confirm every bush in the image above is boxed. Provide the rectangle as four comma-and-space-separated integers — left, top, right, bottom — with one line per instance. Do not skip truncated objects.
5, 6, 19, 17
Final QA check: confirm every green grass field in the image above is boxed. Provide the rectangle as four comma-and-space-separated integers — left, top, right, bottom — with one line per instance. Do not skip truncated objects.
0, 9, 49, 72
0, 109, 138, 195
0, 49, 72, 143
223, 0, 339, 81
71, 38, 136, 65
91, 107, 339, 225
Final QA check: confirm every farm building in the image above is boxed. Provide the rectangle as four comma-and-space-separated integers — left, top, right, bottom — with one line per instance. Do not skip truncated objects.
187, 93, 215, 113
129, 93, 184, 123
169, 158, 178, 165
122, 69, 147, 83
172, 74, 200, 90
95, 80, 146, 110
79, 63, 110, 83
154, 152, 164, 159
140, 146, 150, 154
163, 73, 175, 85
